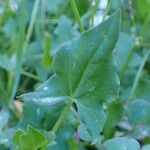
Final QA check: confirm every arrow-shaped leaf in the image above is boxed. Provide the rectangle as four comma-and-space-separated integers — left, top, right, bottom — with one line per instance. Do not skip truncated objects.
19, 10, 120, 144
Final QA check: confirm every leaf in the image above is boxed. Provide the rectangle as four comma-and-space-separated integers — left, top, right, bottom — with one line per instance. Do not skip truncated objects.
0, 109, 9, 131
12, 129, 26, 145
135, 79, 150, 101
78, 123, 91, 142
42, 33, 53, 69
129, 125, 150, 140
52, 16, 78, 53
103, 137, 140, 150
109, 0, 123, 9
0, 128, 15, 147
133, 0, 150, 22
12, 125, 48, 150
19, 76, 67, 106
19, 10, 120, 144
67, 138, 79, 150
45, 0, 68, 15
47, 108, 76, 150
17, 101, 46, 128
127, 99, 150, 125
103, 102, 123, 138
0, 54, 16, 72
142, 145, 150, 150
115, 32, 141, 70
77, 103, 106, 144
49, 122, 75, 150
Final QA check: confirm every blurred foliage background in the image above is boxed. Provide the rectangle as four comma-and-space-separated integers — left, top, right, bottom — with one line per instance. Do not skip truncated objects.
0, 0, 150, 149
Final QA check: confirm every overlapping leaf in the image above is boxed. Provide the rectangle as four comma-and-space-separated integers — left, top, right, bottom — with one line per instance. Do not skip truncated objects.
103, 137, 140, 150
12, 125, 48, 150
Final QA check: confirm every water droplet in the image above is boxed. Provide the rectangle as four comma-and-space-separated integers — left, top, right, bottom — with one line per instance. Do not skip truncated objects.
89, 87, 95, 91
0, 138, 8, 144
123, 147, 127, 150
142, 130, 148, 136
44, 86, 48, 91
37, 108, 40, 115
96, 119, 99, 123
92, 0, 96, 6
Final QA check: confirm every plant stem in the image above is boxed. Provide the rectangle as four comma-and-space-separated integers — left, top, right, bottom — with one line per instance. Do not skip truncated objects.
90, 0, 99, 28
69, 0, 85, 32
119, 12, 150, 78
21, 70, 43, 82
51, 99, 73, 133
41, 0, 46, 33
129, 49, 150, 100
9, 0, 26, 101
10, 0, 40, 101
102, 1, 111, 21
119, 46, 137, 78
24, 0, 40, 51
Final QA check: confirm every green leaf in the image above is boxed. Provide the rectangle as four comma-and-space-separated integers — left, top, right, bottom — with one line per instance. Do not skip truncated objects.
12, 129, 26, 145
0, 128, 15, 147
115, 32, 141, 70
103, 137, 140, 150
133, 0, 150, 22
0, 109, 9, 131
103, 102, 123, 138
45, 0, 68, 15
67, 138, 79, 150
78, 123, 91, 142
77, 103, 106, 144
42, 33, 52, 69
127, 99, 150, 125
52, 16, 78, 53
0, 54, 16, 72
135, 79, 150, 101
129, 125, 150, 140
12, 125, 48, 150
19, 10, 120, 144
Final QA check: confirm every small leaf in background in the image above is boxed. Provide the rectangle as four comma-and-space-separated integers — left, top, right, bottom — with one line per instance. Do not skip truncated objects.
78, 123, 91, 142
103, 137, 140, 150
12, 125, 48, 150
135, 80, 150, 101
115, 32, 141, 70
103, 102, 123, 138
67, 138, 79, 150
42, 33, 52, 69
0, 128, 15, 147
52, 16, 78, 53
45, 0, 68, 15
0, 109, 9, 131
142, 145, 150, 150
0, 55, 16, 72
129, 125, 150, 140
127, 99, 150, 125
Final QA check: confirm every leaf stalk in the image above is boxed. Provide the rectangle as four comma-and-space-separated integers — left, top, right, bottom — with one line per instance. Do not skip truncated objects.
51, 99, 73, 133
69, 0, 85, 32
